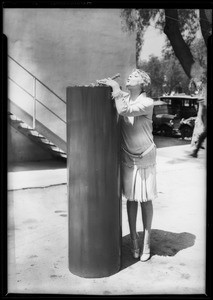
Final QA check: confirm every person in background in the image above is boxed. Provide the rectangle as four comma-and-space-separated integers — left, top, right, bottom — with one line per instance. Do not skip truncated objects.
162, 75, 169, 95
97, 69, 157, 262
175, 81, 183, 94
189, 79, 207, 158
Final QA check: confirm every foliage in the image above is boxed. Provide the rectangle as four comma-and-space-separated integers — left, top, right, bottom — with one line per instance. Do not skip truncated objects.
139, 55, 164, 97
139, 55, 190, 98
177, 9, 199, 45
120, 8, 211, 79
121, 8, 200, 46
120, 9, 160, 62
190, 38, 207, 70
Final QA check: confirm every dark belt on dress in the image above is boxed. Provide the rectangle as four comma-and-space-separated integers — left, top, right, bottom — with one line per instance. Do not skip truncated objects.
122, 143, 155, 159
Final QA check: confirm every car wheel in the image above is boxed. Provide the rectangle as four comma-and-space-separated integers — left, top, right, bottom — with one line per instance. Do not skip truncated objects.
180, 125, 193, 139
160, 125, 172, 137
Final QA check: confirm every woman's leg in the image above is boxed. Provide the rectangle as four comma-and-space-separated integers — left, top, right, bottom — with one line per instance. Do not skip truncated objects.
127, 200, 138, 240
127, 200, 140, 258
140, 200, 153, 259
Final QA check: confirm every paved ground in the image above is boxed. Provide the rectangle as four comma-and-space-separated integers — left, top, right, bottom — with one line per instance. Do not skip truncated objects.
7, 138, 206, 295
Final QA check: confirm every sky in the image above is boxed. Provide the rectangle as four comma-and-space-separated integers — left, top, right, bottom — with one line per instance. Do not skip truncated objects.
140, 26, 166, 61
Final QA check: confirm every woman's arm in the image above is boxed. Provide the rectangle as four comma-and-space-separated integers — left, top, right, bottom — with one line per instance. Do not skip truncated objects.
114, 94, 153, 117
97, 78, 153, 117
97, 78, 121, 95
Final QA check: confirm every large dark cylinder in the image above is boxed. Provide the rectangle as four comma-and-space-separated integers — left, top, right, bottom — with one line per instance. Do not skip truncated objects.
67, 86, 121, 278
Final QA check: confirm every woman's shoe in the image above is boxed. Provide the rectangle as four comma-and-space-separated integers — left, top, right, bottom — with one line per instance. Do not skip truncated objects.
131, 236, 140, 259
140, 252, 151, 262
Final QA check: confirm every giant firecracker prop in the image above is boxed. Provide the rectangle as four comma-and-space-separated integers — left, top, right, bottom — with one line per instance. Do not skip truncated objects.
67, 86, 121, 278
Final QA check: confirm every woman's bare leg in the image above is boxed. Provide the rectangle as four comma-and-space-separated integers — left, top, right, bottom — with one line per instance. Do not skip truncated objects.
127, 200, 138, 240
140, 200, 153, 260
127, 200, 140, 258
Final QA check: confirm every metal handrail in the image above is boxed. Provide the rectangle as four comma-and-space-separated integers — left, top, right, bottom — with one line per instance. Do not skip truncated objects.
36, 99, 66, 124
8, 55, 66, 105
8, 76, 66, 124
8, 76, 33, 99
8, 55, 66, 130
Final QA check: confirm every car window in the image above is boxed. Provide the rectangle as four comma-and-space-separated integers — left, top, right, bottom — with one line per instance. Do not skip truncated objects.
163, 99, 171, 105
184, 100, 190, 106
154, 105, 169, 114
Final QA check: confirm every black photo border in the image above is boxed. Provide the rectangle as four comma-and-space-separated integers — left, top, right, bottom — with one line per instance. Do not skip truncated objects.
1, 0, 212, 299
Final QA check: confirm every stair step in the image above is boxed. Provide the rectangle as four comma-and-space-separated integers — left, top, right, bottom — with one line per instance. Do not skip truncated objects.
8, 113, 33, 130
52, 149, 66, 154
29, 134, 52, 143
29, 134, 65, 153
52, 148, 65, 154
40, 139, 55, 146
29, 131, 44, 137
9, 117, 22, 123
8, 115, 16, 120
29, 134, 64, 153
19, 123, 33, 129
36, 135, 51, 141
29, 135, 66, 155
8, 111, 67, 158
36, 135, 49, 140
9, 115, 22, 122
47, 145, 62, 151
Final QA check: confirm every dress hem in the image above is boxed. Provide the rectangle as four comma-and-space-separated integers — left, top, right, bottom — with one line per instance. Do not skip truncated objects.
122, 193, 158, 203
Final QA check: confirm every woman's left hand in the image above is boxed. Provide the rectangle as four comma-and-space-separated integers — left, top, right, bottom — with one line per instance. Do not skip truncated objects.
97, 78, 119, 89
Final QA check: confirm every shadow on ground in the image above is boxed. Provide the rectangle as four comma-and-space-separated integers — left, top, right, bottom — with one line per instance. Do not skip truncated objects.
8, 159, 67, 172
121, 229, 196, 270
154, 135, 191, 148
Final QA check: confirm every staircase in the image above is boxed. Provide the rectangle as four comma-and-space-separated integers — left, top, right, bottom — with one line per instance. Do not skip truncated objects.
8, 55, 67, 161
8, 112, 67, 160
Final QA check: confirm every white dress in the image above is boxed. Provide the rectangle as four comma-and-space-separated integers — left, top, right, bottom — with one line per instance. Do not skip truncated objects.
114, 92, 157, 202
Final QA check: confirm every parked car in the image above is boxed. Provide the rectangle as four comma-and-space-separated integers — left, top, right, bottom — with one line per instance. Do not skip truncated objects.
152, 100, 179, 136
153, 94, 199, 138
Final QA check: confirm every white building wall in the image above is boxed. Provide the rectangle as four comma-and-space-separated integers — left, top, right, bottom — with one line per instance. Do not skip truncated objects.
4, 8, 136, 96
4, 8, 136, 159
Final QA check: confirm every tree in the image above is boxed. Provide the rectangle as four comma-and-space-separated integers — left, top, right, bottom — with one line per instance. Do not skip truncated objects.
140, 55, 190, 98
190, 38, 207, 70
120, 8, 212, 85
139, 55, 164, 97
161, 57, 190, 94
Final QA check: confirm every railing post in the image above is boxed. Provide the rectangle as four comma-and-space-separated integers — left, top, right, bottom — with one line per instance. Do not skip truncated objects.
33, 77, 36, 129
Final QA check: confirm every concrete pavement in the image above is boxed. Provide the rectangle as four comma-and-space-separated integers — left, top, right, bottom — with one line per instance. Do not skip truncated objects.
7, 142, 206, 295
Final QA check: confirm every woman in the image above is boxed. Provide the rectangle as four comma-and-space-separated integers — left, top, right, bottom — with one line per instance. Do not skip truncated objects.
97, 69, 157, 262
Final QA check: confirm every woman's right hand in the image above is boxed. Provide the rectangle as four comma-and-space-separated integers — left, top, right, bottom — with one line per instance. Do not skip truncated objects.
96, 78, 120, 90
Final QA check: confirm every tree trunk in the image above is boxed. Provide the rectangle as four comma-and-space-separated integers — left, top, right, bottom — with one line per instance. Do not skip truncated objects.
136, 30, 142, 68
200, 9, 211, 46
164, 9, 195, 79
